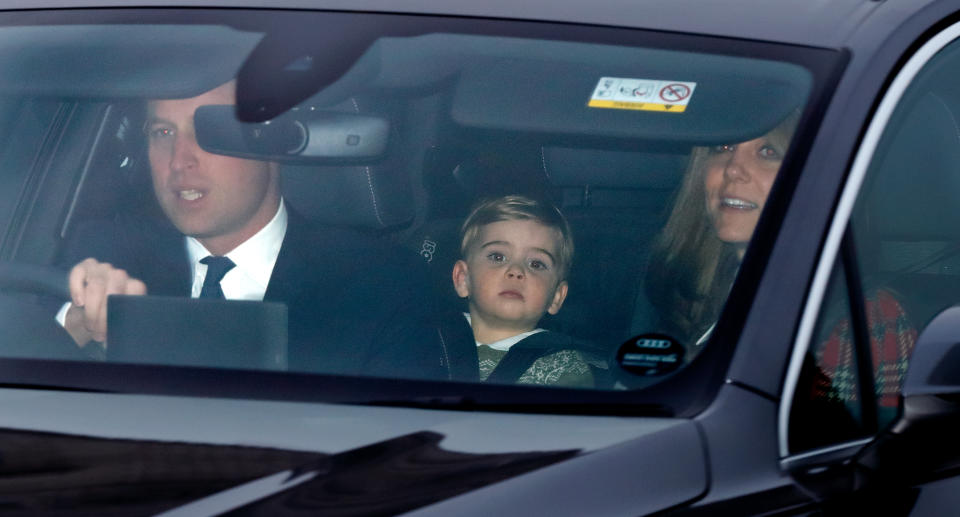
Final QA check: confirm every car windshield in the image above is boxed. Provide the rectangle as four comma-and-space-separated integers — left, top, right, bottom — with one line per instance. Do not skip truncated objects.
0, 9, 837, 410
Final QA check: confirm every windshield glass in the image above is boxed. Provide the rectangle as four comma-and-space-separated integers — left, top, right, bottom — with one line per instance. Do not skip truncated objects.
0, 9, 832, 406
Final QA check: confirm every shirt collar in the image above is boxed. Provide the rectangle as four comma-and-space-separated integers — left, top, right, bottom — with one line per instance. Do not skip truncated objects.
186, 199, 288, 290
463, 313, 545, 352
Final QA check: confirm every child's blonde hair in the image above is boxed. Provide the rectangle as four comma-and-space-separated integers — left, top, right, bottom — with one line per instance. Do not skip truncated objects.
459, 195, 574, 279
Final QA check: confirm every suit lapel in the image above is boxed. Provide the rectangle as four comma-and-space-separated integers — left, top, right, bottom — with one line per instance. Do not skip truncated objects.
264, 209, 318, 305
131, 215, 191, 297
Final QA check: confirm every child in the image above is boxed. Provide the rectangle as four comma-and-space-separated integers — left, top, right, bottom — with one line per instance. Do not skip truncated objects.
450, 195, 601, 388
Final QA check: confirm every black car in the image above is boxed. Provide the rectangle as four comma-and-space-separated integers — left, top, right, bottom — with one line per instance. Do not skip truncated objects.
0, 0, 957, 515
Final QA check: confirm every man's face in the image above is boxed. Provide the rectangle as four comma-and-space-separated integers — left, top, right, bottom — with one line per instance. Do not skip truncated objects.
453, 219, 568, 337
146, 82, 280, 255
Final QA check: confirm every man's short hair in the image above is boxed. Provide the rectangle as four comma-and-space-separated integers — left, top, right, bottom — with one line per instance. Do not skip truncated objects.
459, 195, 574, 280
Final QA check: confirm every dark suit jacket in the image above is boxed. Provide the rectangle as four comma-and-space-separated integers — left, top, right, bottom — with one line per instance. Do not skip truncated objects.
58, 209, 450, 380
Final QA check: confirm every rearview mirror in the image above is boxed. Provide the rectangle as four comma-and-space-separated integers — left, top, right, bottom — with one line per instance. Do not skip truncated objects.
194, 105, 389, 164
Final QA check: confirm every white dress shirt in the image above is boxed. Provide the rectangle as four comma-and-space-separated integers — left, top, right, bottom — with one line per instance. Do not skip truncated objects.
186, 200, 287, 301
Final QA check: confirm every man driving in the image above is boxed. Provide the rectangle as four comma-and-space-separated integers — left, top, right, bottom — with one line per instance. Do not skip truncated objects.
57, 80, 446, 379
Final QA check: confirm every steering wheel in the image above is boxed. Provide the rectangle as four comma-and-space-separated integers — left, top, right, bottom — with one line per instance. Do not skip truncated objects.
0, 261, 83, 360
0, 261, 69, 299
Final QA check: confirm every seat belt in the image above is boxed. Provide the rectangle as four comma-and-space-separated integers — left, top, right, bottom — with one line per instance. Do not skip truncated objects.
485, 332, 557, 384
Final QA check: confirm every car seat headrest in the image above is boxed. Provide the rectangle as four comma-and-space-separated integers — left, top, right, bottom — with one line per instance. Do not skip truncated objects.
279, 97, 413, 230
542, 147, 686, 189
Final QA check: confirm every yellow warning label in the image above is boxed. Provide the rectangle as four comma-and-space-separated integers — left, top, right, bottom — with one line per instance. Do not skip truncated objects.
588, 99, 688, 113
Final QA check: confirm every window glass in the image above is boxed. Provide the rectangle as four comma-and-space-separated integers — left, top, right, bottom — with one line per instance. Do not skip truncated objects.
787, 33, 960, 453
841, 37, 960, 427
789, 235, 919, 453
790, 256, 870, 452
0, 9, 829, 404
850, 41, 960, 336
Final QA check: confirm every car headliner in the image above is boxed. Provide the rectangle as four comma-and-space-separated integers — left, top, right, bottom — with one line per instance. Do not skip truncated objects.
0, 0, 922, 49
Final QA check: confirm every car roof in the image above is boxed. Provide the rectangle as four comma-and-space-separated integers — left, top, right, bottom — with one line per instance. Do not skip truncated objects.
0, 0, 929, 48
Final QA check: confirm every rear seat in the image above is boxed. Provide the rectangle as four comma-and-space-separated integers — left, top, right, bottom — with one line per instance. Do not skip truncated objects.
539, 147, 684, 348
410, 144, 686, 359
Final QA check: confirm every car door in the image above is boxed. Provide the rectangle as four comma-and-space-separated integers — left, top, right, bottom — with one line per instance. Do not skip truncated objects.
776, 10, 960, 515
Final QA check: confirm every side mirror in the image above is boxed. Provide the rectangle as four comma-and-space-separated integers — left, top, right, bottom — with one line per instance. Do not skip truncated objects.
894, 306, 960, 433
194, 105, 389, 164
856, 305, 960, 481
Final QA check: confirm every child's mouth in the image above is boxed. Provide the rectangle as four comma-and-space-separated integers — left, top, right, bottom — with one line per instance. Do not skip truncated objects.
499, 290, 523, 300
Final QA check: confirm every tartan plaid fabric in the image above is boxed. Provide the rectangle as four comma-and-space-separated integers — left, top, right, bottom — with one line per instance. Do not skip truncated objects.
812, 289, 917, 408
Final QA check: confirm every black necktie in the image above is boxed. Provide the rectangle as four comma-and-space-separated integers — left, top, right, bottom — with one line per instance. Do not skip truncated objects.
199, 256, 235, 299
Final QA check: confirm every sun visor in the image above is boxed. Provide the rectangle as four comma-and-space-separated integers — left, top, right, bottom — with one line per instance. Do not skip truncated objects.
0, 25, 261, 98
451, 55, 810, 145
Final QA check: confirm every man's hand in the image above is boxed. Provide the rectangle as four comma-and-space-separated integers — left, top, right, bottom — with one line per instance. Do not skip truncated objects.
64, 258, 147, 346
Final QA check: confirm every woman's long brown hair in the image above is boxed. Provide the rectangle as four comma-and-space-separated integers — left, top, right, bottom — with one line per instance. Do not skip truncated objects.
645, 112, 800, 344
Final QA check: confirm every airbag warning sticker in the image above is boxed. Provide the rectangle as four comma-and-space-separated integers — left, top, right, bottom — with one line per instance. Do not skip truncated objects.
588, 77, 696, 113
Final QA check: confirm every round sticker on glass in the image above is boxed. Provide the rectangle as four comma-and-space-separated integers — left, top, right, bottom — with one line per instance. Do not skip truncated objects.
616, 333, 684, 376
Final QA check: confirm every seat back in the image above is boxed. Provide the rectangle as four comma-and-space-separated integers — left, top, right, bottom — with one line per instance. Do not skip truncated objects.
541, 147, 685, 346
280, 97, 415, 230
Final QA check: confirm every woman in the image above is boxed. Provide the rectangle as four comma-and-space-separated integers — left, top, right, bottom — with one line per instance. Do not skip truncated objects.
645, 112, 799, 349
646, 112, 915, 432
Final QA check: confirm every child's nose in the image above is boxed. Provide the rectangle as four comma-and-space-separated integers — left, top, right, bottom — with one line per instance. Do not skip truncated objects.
506, 263, 525, 278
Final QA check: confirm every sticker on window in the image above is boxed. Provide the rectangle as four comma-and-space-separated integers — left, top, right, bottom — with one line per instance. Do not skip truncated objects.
616, 333, 684, 376
588, 77, 697, 113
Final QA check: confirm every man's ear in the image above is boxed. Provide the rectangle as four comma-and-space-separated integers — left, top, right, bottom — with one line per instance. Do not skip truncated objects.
546, 280, 569, 315
452, 260, 471, 298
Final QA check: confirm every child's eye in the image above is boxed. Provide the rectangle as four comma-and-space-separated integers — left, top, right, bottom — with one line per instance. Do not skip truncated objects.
527, 259, 549, 271
711, 143, 735, 154
486, 251, 506, 264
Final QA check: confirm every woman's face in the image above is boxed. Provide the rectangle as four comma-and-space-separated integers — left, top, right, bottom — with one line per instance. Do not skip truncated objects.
703, 133, 786, 250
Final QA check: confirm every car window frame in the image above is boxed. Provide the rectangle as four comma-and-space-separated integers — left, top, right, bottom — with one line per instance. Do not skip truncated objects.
779, 17, 960, 460
0, 7, 841, 417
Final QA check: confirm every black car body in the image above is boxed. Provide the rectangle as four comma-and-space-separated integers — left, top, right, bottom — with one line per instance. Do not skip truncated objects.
0, 0, 956, 515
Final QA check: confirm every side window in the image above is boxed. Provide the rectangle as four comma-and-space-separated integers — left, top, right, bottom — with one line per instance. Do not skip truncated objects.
0, 99, 65, 258
788, 256, 863, 452
789, 36, 960, 454
789, 233, 917, 453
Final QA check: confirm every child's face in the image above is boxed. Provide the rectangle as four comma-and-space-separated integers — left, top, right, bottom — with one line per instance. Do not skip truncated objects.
453, 219, 568, 335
